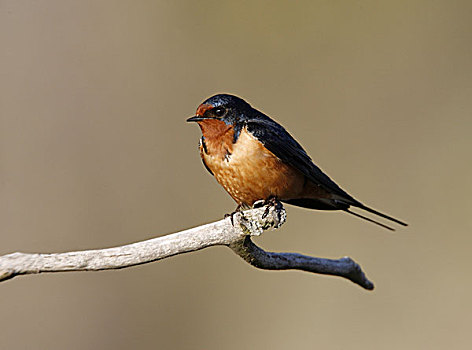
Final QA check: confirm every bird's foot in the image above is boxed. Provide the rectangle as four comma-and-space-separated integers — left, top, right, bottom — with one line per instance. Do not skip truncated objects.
253, 197, 282, 219
252, 200, 266, 208
225, 204, 244, 226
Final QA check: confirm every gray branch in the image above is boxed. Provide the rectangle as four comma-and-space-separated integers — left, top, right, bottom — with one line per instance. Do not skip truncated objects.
0, 205, 373, 290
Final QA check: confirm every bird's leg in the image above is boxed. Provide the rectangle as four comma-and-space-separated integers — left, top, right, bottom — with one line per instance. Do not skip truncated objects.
225, 204, 244, 226
252, 199, 266, 208
255, 196, 282, 219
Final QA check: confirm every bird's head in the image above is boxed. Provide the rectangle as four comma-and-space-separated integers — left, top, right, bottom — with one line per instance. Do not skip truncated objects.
187, 94, 252, 127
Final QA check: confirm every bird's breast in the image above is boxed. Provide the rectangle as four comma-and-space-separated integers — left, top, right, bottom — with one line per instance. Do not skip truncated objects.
200, 126, 305, 205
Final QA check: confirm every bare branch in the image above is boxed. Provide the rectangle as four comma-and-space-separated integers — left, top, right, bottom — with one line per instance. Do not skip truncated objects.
230, 236, 374, 290
0, 205, 374, 289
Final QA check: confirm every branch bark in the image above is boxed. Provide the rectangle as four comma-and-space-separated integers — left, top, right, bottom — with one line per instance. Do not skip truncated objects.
0, 205, 373, 290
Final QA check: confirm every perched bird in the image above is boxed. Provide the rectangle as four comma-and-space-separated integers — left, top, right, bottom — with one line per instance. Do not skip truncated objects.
187, 94, 407, 230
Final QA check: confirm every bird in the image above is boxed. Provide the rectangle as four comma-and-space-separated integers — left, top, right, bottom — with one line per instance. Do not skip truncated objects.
187, 94, 407, 231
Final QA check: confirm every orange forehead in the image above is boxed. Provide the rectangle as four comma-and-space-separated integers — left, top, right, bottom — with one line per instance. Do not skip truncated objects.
196, 103, 213, 116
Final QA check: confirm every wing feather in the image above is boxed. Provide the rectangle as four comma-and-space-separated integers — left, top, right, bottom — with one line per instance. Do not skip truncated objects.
244, 116, 359, 205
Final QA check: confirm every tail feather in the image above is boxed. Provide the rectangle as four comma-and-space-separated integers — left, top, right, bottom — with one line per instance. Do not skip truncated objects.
344, 209, 395, 231
283, 197, 407, 231
353, 203, 408, 226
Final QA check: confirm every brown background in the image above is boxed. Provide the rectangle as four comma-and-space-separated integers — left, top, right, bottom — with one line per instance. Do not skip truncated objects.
1, 1, 471, 349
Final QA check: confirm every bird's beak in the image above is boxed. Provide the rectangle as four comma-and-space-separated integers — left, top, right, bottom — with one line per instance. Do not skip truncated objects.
186, 115, 205, 122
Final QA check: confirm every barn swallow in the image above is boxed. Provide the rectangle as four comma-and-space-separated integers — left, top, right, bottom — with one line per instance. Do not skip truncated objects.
187, 94, 407, 230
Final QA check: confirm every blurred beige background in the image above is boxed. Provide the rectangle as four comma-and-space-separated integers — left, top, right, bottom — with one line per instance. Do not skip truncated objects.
1, 1, 471, 349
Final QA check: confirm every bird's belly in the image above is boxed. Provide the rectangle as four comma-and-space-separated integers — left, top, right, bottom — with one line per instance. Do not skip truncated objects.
202, 129, 305, 206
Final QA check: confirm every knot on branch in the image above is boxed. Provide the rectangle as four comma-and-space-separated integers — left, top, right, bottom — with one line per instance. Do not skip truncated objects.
235, 203, 287, 236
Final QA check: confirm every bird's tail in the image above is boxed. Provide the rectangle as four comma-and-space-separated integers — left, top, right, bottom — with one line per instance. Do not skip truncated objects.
344, 209, 395, 231
283, 197, 407, 231
344, 203, 408, 231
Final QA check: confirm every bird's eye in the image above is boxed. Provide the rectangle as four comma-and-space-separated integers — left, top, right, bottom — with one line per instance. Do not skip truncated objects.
213, 107, 226, 117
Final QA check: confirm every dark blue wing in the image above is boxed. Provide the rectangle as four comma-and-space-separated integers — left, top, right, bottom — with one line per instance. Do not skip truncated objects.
244, 116, 359, 205
243, 112, 407, 228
